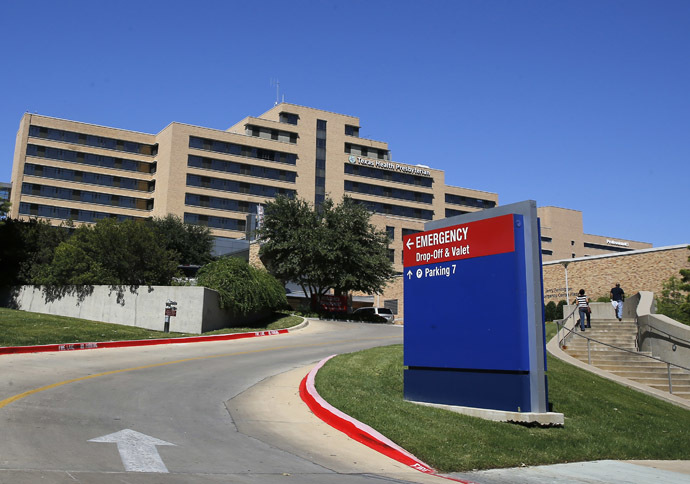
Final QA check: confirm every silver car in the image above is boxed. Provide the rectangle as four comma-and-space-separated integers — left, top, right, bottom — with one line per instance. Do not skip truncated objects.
352, 307, 395, 323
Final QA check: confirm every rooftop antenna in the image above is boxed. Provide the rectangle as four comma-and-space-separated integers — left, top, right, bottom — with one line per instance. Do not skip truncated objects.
270, 78, 280, 106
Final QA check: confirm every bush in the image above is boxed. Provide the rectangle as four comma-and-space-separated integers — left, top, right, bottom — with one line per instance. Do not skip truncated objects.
544, 301, 557, 322
656, 275, 690, 325
197, 257, 287, 316
556, 300, 567, 319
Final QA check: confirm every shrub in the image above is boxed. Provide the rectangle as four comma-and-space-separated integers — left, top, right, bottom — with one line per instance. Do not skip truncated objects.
544, 301, 557, 322
197, 257, 287, 316
556, 300, 567, 319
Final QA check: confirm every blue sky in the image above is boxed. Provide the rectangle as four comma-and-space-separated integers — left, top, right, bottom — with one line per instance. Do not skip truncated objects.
1, 0, 688, 247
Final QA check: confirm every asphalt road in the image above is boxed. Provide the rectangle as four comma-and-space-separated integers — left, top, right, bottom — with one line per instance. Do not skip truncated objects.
0, 320, 413, 484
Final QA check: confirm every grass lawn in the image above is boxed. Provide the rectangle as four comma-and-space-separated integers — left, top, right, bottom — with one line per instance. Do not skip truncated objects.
0, 308, 302, 347
315, 322, 690, 472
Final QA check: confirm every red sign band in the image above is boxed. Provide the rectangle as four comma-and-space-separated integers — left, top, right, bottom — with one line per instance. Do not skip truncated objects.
403, 214, 515, 268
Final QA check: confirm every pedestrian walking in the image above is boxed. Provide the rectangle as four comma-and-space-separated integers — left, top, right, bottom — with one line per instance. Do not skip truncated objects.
574, 289, 590, 332
610, 283, 625, 321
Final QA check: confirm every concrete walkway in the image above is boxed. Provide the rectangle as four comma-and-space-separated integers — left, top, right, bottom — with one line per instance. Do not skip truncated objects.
228, 361, 690, 484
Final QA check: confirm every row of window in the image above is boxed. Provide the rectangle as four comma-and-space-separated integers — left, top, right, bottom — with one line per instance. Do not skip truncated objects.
315, 119, 327, 206
185, 193, 260, 214
445, 193, 496, 209
344, 180, 434, 204
19, 202, 138, 223
351, 198, 434, 220
29, 125, 157, 156
245, 124, 298, 144
344, 163, 433, 188
26, 144, 156, 174
189, 136, 297, 165
583, 242, 632, 252
21, 183, 152, 210
187, 155, 296, 183
24, 163, 155, 192
345, 142, 390, 161
445, 208, 470, 218
184, 212, 246, 232
187, 174, 296, 198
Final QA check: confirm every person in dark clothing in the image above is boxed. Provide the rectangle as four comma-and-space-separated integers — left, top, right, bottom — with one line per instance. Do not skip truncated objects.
610, 283, 625, 321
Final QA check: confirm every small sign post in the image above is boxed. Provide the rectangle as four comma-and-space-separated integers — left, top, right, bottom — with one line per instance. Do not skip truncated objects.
164, 300, 177, 333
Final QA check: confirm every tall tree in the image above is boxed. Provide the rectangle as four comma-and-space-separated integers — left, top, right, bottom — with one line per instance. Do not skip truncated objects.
258, 196, 395, 301
0, 218, 71, 288
36, 218, 178, 286
149, 214, 214, 266
656, 246, 690, 325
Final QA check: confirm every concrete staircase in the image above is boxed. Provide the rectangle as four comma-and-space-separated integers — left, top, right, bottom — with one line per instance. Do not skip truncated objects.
563, 319, 690, 400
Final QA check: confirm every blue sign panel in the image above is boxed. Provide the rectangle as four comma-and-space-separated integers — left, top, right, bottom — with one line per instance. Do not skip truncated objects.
403, 202, 548, 413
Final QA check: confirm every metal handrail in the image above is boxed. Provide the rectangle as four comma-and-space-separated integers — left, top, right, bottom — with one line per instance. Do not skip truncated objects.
556, 306, 579, 348
638, 320, 690, 347
555, 320, 690, 395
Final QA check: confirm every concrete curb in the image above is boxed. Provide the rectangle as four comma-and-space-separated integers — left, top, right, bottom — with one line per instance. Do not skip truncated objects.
0, 316, 309, 356
299, 355, 474, 483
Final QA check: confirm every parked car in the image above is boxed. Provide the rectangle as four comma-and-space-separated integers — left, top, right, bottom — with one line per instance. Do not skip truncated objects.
352, 306, 395, 323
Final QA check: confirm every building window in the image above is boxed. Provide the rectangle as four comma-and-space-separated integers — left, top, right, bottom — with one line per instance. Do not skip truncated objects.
279, 112, 299, 125
345, 125, 359, 137
386, 226, 395, 240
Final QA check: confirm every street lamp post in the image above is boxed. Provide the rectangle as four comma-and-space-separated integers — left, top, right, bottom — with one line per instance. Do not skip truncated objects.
561, 261, 570, 304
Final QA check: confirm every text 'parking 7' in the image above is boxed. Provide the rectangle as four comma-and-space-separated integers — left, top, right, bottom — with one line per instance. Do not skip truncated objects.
406, 263, 457, 280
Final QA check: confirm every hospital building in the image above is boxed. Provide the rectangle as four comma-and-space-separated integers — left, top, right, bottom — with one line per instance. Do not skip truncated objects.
8, 102, 650, 282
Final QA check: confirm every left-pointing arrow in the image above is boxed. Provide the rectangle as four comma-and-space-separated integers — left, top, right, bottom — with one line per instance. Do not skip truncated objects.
89, 429, 175, 473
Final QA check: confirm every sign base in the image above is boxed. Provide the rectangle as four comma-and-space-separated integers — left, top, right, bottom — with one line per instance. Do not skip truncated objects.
406, 398, 564, 427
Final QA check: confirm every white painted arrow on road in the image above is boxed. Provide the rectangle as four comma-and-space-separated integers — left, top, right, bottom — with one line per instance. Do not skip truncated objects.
89, 429, 176, 473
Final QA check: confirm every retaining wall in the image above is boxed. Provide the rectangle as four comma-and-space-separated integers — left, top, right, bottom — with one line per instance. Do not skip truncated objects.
3, 285, 253, 334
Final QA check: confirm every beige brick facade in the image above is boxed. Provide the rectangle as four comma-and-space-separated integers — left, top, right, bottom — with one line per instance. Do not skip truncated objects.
538, 206, 651, 261
543, 245, 690, 304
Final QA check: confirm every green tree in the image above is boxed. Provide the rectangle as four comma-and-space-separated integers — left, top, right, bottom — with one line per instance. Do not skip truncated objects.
37, 218, 178, 286
258, 196, 395, 302
0, 218, 71, 288
556, 300, 567, 319
196, 256, 287, 316
656, 246, 690, 325
544, 301, 557, 322
0, 200, 10, 224
149, 214, 214, 266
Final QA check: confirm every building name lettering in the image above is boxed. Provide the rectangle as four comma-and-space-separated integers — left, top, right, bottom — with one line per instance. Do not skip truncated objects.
348, 155, 432, 177
606, 239, 630, 247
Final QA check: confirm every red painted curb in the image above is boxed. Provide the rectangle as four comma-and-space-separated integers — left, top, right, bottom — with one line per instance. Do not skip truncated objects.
299, 355, 474, 483
0, 328, 289, 356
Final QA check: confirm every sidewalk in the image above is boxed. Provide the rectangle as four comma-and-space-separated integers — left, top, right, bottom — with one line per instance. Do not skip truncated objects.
227, 363, 690, 484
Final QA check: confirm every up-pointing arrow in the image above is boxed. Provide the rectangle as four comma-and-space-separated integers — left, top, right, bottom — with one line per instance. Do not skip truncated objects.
407, 269, 412, 279
89, 429, 176, 473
